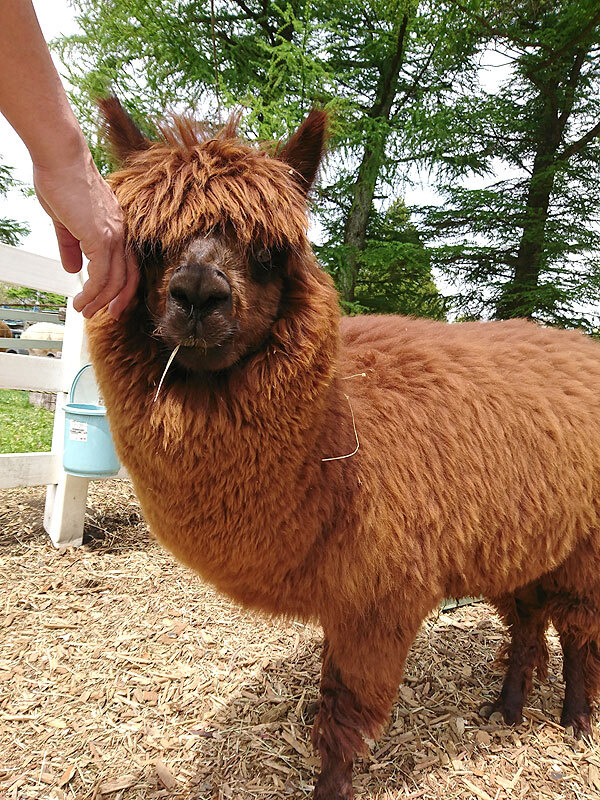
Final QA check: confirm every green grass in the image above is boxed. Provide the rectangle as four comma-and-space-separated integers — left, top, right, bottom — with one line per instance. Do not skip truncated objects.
0, 390, 54, 453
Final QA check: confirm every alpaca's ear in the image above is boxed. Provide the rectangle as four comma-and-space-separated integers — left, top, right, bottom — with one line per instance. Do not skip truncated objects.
98, 96, 150, 165
278, 110, 327, 193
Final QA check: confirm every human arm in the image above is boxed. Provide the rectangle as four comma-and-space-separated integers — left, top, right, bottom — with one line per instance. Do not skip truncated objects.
0, 0, 138, 318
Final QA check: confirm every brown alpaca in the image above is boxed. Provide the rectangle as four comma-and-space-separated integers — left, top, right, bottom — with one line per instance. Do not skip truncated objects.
87, 98, 600, 799
0, 320, 12, 351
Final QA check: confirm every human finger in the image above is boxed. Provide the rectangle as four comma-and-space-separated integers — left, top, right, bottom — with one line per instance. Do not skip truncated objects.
72, 255, 112, 313
53, 220, 83, 273
79, 245, 128, 319
107, 249, 139, 319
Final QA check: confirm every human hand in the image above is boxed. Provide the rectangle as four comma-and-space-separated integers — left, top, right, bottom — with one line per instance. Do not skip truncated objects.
33, 145, 138, 319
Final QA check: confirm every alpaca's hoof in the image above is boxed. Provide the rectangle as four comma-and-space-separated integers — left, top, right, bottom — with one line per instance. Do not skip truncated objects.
562, 712, 592, 741
479, 700, 522, 726
313, 773, 354, 800
313, 785, 353, 800
501, 704, 524, 726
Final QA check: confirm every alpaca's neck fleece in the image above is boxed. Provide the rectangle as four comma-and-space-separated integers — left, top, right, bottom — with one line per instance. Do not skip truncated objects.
86, 271, 341, 618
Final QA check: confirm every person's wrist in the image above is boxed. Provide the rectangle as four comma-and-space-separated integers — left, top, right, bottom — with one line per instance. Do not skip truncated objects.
29, 119, 90, 172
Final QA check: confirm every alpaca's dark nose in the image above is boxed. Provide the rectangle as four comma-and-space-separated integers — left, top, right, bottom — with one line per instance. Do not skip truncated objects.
168, 266, 232, 318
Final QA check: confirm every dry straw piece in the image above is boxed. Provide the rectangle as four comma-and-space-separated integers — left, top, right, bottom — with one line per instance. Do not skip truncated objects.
153, 345, 181, 402
1, 482, 600, 799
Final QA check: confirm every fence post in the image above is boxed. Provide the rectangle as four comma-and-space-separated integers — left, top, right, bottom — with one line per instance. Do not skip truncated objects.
43, 300, 90, 548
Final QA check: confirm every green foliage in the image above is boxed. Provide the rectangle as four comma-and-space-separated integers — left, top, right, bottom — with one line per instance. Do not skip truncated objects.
317, 200, 446, 318
0, 390, 54, 454
57, 0, 330, 166
417, 0, 600, 330
0, 162, 29, 247
58, 0, 463, 318
58, 0, 600, 328
4, 285, 66, 307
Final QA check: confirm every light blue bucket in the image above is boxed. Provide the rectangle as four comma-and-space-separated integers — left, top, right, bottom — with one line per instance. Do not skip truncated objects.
63, 364, 120, 478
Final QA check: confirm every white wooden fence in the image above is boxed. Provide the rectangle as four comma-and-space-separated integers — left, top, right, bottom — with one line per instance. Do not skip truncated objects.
0, 242, 123, 548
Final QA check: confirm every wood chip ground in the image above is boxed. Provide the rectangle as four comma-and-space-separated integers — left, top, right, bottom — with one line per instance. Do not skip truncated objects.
1, 482, 599, 799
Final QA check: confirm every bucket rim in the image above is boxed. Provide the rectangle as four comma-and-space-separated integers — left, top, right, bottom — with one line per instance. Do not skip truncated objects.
64, 402, 107, 416
63, 467, 120, 478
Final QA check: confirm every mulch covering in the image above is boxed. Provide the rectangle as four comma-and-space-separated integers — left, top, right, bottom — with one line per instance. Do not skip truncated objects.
1, 482, 599, 799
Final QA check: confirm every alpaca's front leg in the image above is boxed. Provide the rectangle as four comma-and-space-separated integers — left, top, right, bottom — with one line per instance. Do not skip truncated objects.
311, 650, 360, 800
311, 623, 417, 800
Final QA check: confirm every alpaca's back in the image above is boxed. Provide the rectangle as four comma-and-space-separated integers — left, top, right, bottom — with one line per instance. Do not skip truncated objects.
330, 315, 600, 604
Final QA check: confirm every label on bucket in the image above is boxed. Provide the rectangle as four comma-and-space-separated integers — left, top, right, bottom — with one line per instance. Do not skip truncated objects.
69, 420, 88, 442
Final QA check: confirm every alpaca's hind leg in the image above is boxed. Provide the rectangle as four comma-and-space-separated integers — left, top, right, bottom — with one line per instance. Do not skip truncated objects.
559, 632, 594, 738
488, 583, 549, 725
312, 621, 418, 800
550, 590, 600, 739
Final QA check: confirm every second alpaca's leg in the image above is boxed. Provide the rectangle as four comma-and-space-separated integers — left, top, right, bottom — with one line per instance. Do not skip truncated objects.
311, 621, 419, 800
488, 583, 550, 725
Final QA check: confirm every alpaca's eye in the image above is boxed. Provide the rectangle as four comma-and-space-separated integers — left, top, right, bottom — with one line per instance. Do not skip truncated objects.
255, 248, 272, 264
251, 245, 287, 282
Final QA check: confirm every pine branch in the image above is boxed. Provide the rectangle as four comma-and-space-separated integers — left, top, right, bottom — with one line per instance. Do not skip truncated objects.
369, 14, 409, 120
361, 7, 375, 33
228, 0, 280, 42
392, 41, 437, 115
558, 119, 600, 161
536, 8, 600, 70
185, 14, 248, 47
447, 0, 551, 53
557, 48, 587, 129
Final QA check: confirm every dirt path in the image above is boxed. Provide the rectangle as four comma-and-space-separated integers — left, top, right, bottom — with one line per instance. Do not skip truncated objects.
1, 482, 599, 799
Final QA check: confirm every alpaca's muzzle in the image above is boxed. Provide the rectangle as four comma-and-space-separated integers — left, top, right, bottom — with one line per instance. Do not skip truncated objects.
168, 264, 232, 321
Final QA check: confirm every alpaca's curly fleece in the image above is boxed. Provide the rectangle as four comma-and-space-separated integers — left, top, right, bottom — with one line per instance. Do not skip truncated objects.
87, 110, 600, 782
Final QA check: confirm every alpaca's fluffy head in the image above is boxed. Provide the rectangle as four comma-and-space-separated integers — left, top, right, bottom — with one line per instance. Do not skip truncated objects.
99, 98, 328, 372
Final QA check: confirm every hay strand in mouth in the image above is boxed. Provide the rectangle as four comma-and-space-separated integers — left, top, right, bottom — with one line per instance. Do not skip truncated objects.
153, 345, 180, 402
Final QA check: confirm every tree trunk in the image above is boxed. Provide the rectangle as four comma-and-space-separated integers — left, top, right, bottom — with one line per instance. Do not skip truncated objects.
496, 146, 556, 319
341, 130, 389, 302
496, 51, 585, 320
340, 16, 409, 304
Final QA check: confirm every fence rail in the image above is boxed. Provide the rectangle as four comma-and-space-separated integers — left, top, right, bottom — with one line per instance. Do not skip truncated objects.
0, 452, 60, 490
0, 308, 65, 323
0, 243, 120, 548
0, 243, 81, 296
0, 351, 65, 392
0, 338, 63, 351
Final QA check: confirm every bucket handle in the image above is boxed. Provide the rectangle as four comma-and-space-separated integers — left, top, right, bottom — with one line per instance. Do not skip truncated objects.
69, 363, 93, 404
